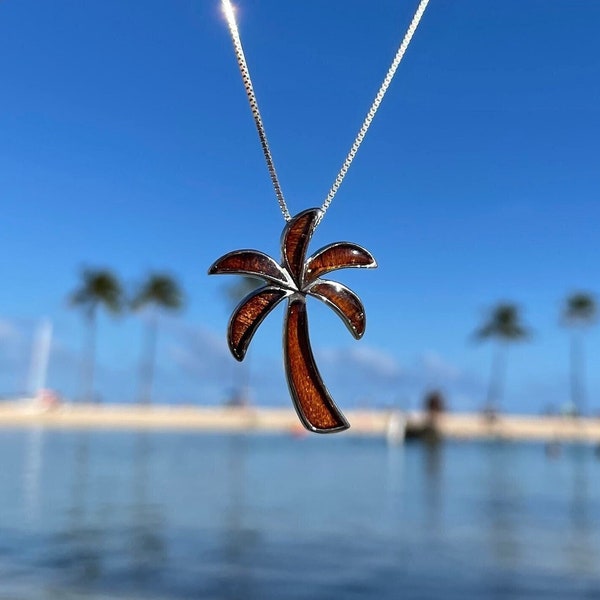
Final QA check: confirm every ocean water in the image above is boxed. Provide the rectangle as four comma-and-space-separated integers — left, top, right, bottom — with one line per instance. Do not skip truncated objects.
0, 430, 599, 599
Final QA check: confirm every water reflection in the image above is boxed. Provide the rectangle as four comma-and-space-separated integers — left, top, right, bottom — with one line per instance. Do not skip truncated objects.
421, 440, 444, 533
219, 435, 258, 600
43, 432, 169, 590
385, 443, 404, 509
565, 445, 596, 573
484, 442, 521, 566
23, 427, 44, 526
64, 432, 102, 584
129, 432, 166, 585
3, 432, 600, 599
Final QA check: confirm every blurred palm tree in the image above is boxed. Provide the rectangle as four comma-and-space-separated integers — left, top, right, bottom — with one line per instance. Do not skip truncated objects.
132, 273, 183, 404
224, 276, 262, 309
223, 276, 262, 405
70, 268, 123, 403
563, 292, 596, 416
474, 303, 530, 414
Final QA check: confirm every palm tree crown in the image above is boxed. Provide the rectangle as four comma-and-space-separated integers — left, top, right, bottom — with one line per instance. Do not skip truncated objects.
70, 268, 123, 317
475, 303, 529, 342
563, 292, 596, 327
224, 276, 262, 310
132, 274, 183, 312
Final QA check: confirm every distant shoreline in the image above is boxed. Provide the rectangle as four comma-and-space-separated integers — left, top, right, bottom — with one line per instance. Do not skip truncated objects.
1, 399, 599, 442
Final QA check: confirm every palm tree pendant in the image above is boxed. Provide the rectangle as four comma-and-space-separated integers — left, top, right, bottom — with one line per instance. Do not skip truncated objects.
209, 208, 377, 433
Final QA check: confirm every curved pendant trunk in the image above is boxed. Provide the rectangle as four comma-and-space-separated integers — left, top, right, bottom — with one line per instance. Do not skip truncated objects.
284, 296, 350, 433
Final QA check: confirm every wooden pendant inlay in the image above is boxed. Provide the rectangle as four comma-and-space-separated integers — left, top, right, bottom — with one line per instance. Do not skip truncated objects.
208, 208, 377, 434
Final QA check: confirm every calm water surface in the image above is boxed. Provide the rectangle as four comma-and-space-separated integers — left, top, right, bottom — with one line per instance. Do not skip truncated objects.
0, 430, 599, 599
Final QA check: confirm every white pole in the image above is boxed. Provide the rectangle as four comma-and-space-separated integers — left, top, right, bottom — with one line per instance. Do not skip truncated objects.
27, 318, 53, 397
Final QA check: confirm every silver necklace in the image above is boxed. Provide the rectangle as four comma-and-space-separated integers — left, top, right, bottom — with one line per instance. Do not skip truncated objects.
210, 0, 430, 433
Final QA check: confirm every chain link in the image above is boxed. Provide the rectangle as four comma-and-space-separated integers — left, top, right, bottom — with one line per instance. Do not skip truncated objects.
222, 0, 430, 224
320, 0, 430, 222
222, 0, 291, 220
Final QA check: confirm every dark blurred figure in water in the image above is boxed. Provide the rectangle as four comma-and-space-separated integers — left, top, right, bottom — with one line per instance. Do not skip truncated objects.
424, 389, 446, 415
422, 389, 446, 442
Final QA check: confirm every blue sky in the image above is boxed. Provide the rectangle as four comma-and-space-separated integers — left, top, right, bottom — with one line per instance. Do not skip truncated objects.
1, 0, 599, 414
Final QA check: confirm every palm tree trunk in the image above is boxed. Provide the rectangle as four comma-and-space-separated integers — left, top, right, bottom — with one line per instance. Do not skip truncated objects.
83, 310, 97, 403
239, 352, 251, 405
138, 314, 158, 404
283, 296, 349, 433
570, 331, 585, 416
485, 343, 506, 414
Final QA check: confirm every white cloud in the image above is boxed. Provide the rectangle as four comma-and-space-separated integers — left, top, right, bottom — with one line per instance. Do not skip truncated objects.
319, 345, 403, 380
0, 318, 21, 341
164, 322, 292, 405
166, 322, 231, 379
419, 350, 461, 381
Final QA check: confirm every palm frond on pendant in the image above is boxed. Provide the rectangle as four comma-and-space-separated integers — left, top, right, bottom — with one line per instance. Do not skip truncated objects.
209, 208, 377, 433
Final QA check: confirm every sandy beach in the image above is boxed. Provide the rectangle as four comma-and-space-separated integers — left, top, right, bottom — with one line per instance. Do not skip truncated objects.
0, 399, 599, 442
